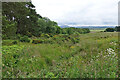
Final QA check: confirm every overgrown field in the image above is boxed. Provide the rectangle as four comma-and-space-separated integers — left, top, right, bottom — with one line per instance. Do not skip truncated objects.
2, 32, 118, 78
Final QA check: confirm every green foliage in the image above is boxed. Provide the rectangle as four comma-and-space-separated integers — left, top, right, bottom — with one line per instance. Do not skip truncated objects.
17, 34, 22, 40
56, 26, 62, 34
67, 28, 73, 35
2, 45, 24, 77
45, 72, 55, 78
32, 38, 55, 44
105, 28, 115, 32
44, 39, 54, 44
2, 2, 41, 36
71, 38, 80, 44
2, 1, 118, 79
12, 41, 17, 44
45, 56, 52, 66
20, 36, 30, 43
62, 27, 90, 35
2, 16, 17, 39
32, 39, 44, 44
37, 17, 60, 35
40, 33, 50, 38
2, 2, 90, 39
115, 26, 120, 32
44, 34, 50, 38
2, 32, 118, 78
2, 40, 18, 46
62, 29, 67, 34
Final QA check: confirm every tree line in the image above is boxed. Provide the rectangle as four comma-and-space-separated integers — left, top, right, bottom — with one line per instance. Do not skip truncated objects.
104, 26, 120, 32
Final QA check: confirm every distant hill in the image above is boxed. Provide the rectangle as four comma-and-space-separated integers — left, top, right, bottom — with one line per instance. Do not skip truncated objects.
59, 25, 116, 29
59, 25, 70, 28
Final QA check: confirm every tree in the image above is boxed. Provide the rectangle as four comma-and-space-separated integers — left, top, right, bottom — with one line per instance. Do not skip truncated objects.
67, 28, 73, 35
37, 17, 59, 34
56, 26, 62, 34
115, 26, 120, 32
2, 16, 17, 39
37, 18, 46, 33
2, 2, 42, 36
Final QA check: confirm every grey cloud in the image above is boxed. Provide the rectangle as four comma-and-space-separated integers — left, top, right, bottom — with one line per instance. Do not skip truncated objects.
32, 0, 119, 26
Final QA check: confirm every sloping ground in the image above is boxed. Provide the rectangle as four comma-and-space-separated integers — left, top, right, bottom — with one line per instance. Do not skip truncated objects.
2, 32, 118, 78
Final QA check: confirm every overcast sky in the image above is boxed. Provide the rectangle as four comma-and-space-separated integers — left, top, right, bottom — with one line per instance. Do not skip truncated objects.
32, 0, 119, 26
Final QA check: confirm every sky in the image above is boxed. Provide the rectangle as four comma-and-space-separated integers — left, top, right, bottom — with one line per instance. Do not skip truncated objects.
32, 0, 119, 26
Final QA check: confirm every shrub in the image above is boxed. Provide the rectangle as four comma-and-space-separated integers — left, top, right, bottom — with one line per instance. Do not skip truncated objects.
2, 35, 7, 40
17, 34, 22, 39
2, 40, 15, 46
44, 39, 54, 44
45, 72, 55, 78
100, 31, 104, 32
44, 34, 50, 38
40, 33, 50, 38
115, 26, 120, 32
105, 28, 115, 32
12, 41, 17, 44
20, 36, 30, 43
32, 39, 44, 44
75, 32, 80, 35
71, 38, 79, 44
53, 36, 59, 40
48, 33, 53, 37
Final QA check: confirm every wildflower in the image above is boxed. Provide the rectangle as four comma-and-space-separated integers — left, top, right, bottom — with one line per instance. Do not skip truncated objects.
70, 46, 75, 49
97, 40, 100, 42
54, 35, 57, 37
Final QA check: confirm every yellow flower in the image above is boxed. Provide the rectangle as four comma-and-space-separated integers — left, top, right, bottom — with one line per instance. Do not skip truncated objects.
97, 40, 100, 42
70, 46, 75, 49
54, 35, 57, 37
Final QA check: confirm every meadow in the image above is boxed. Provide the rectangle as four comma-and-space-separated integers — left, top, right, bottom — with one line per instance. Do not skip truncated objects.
1, 2, 119, 79
89, 28, 106, 32
2, 31, 118, 78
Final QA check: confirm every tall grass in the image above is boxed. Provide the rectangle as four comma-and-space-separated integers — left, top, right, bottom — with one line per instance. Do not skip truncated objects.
2, 32, 118, 78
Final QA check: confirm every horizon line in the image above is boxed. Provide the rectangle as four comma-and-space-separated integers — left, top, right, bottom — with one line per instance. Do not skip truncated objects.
58, 25, 118, 27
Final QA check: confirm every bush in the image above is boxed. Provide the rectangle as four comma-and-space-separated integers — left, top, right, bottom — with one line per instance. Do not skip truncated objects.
20, 36, 30, 43
2, 35, 8, 40
17, 34, 22, 39
48, 33, 53, 37
115, 26, 120, 32
45, 72, 55, 78
71, 38, 79, 44
44, 39, 54, 44
32, 39, 54, 44
32, 39, 44, 44
2, 40, 15, 46
44, 34, 50, 38
40, 33, 50, 38
105, 28, 115, 32
75, 32, 80, 35
12, 41, 17, 44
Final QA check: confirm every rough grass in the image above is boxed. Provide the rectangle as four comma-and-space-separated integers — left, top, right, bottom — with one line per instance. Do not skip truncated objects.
0, 54, 2, 79
2, 32, 118, 78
